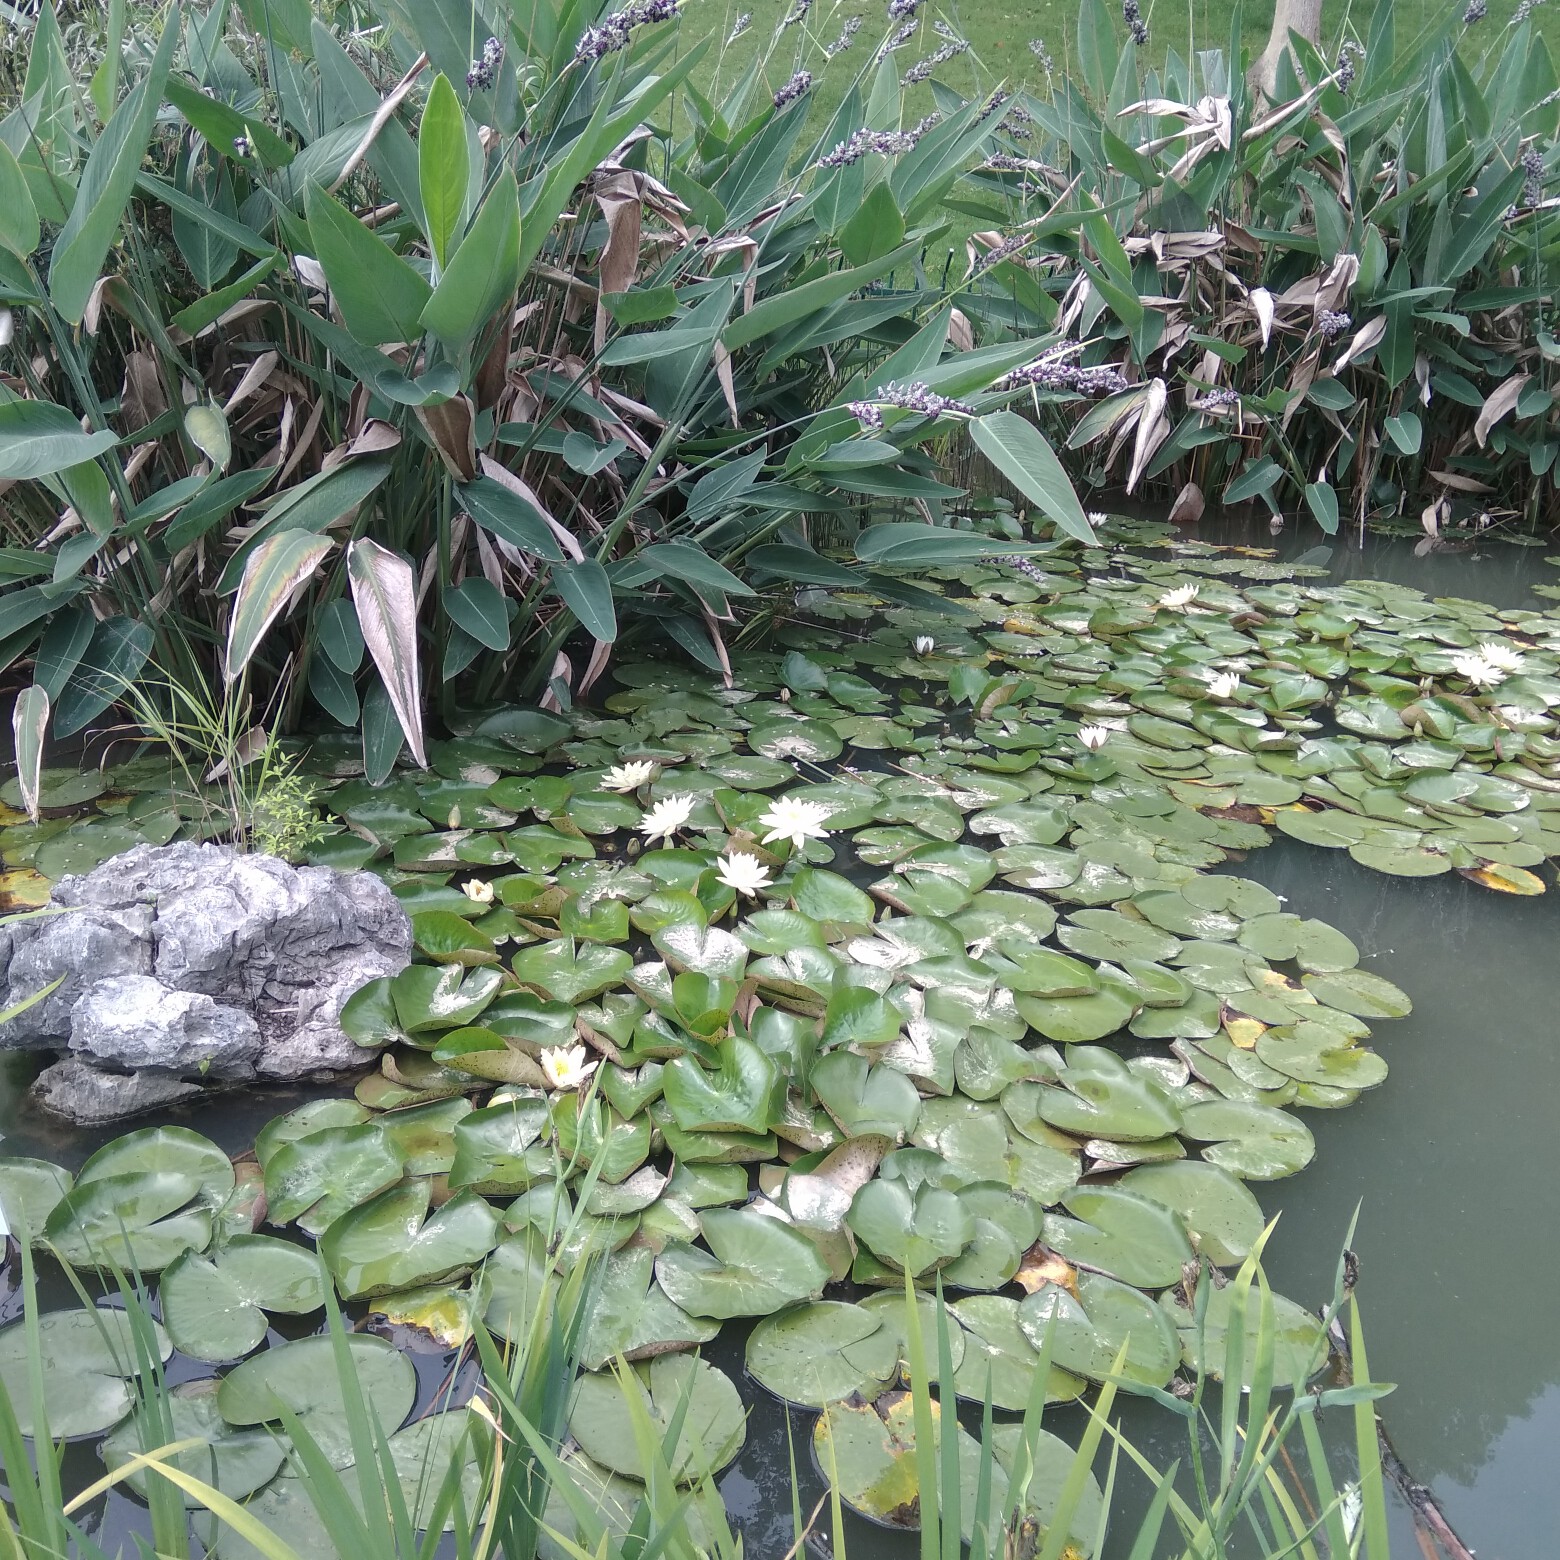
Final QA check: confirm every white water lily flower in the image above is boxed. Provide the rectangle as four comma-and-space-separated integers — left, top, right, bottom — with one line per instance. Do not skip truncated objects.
638, 793, 696, 845
1158, 583, 1200, 611
540, 1044, 598, 1091
599, 759, 658, 793
461, 878, 495, 904
1451, 652, 1506, 688
913, 635, 936, 656
1477, 640, 1526, 674
1088, 510, 1108, 524
1077, 724, 1111, 751
716, 851, 773, 897
758, 795, 835, 852
1206, 671, 1240, 699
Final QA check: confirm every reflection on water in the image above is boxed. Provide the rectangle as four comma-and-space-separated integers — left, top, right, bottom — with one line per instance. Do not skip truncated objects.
1224, 840, 1560, 1560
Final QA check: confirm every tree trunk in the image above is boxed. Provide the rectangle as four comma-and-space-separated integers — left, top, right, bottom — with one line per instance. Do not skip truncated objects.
1249, 0, 1325, 101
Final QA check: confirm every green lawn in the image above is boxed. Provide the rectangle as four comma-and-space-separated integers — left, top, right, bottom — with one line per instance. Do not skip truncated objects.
674, 0, 1556, 131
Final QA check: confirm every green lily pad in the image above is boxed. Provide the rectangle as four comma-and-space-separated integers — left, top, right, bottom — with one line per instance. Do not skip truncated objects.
511, 939, 634, 1002
1273, 808, 1371, 848
1117, 1161, 1265, 1265
1015, 985, 1138, 1045
320, 1179, 502, 1298
1058, 909, 1182, 964
1033, 1047, 1183, 1141
656, 1207, 832, 1318
1179, 1099, 1316, 1180
578, 1245, 719, 1368
746, 1300, 901, 1406
447, 1098, 552, 1194
1237, 913, 1359, 973
1255, 1024, 1389, 1090
1301, 967, 1413, 1019
264, 1122, 407, 1233
813, 1390, 1003, 1540
950, 1295, 1086, 1409
570, 1354, 746, 1482
217, 1332, 418, 1467
1041, 1185, 1194, 1289
848, 1178, 973, 1276
160, 1235, 327, 1361
663, 1037, 781, 1135
0, 1156, 73, 1240
254, 1100, 372, 1165
104, 1377, 287, 1504
1018, 1270, 1179, 1390
1161, 1279, 1327, 1389
812, 1051, 923, 1140
382, 1407, 484, 1530
0, 1307, 172, 1437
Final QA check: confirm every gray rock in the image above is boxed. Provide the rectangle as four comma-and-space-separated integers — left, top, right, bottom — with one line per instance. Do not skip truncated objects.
69, 975, 262, 1080
0, 842, 412, 1097
31, 1059, 202, 1125
0, 904, 153, 1049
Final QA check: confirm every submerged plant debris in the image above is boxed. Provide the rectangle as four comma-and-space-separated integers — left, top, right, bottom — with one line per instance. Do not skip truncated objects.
11, 521, 1560, 1542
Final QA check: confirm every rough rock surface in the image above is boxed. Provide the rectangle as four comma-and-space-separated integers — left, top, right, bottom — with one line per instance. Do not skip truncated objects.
0, 842, 412, 1122
69, 975, 263, 1079
30, 1059, 203, 1124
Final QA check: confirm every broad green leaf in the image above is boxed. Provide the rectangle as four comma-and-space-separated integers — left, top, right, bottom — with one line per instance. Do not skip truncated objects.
0, 140, 39, 257
0, 399, 118, 480
421, 168, 520, 352
970, 412, 1097, 544
48, 9, 178, 323
418, 72, 469, 268
307, 182, 433, 345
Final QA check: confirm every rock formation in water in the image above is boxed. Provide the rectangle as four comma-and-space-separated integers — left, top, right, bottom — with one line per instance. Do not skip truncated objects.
0, 842, 411, 1123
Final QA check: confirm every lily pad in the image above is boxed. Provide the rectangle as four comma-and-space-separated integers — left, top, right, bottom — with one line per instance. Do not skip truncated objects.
1018, 1271, 1179, 1390
1116, 1161, 1264, 1265
812, 1051, 923, 1140
0, 1307, 172, 1437
949, 1295, 1086, 1409
1041, 1185, 1194, 1289
217, 1332, 418, 1466
656, 1207, 832, 1318
814, 1391, 1001, 1540
264, 1122, 408, 1232
848, 1178, 973, 1276
1301, 967, 1413, 1019
104, 1378, 287, 1503
320, 1180, 502, 1299
746, 1300, 900, 1406
0, 1156, 73, 1240
579, 1246, 718, 1368
570, 1354, 746, 1482
160, 1235, 327, 1361
1179, 1099, 1316, 1180
1161, 1279, 1327, 1389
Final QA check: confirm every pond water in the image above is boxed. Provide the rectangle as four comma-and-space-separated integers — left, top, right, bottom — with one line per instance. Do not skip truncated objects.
3, 521, 1559, 1560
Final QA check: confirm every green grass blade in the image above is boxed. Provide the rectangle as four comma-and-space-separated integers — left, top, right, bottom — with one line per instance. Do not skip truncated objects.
1036, 1342, 1124, 1560
901, 1271, 939, 1560
1350, 1297, 1393, 1560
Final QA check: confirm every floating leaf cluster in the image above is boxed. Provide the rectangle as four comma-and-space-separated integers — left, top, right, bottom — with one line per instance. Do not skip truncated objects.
15, 524, 1560, 1539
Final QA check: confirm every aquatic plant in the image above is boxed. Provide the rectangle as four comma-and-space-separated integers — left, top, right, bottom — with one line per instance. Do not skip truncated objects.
9, 522, 1504, 1552
966, 0, 1559, 535
0, 0, 1090, 784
